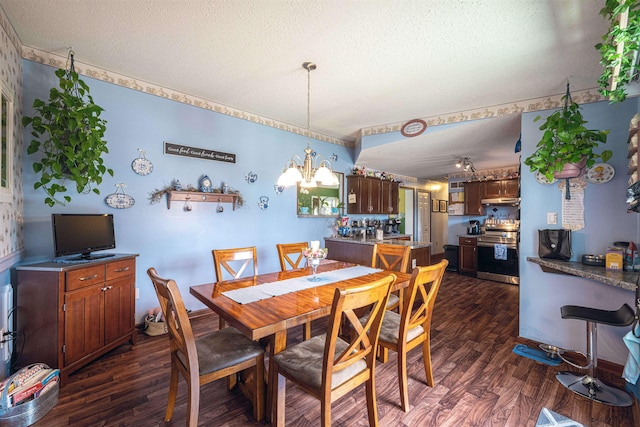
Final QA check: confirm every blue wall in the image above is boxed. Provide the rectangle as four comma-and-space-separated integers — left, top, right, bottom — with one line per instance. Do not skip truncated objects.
519, 98, 639, 365
21, 60, 353, 323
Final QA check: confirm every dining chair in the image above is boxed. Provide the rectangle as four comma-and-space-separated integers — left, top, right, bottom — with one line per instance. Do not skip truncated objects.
371, 243, 411, 312
276, 241, 314, 340
276, 241, 308, 271
376, 259, 448, 412
272, 273, 396, 427
212, 246, 258, 328
146, 268, 265, 426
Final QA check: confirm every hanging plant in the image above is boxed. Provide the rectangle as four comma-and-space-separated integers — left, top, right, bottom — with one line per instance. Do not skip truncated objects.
22, 50, 113, 206
524, 83, 612, 183
595, 0, 640, 103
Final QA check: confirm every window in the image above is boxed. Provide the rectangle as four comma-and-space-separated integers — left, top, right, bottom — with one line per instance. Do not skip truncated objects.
0, 84, 13, 202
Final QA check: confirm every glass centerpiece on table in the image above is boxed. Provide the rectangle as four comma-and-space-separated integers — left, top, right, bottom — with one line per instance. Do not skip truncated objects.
303, 242, 328, 281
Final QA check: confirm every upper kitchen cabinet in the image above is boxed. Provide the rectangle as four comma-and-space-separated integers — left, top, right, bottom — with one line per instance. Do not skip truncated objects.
463, 181, 483, 215
482, 179, 519, 199
347, 176, 398, 214
381, 180, 399, 214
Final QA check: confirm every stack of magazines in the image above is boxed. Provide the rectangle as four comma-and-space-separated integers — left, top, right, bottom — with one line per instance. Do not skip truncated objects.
0, 364, 59, 409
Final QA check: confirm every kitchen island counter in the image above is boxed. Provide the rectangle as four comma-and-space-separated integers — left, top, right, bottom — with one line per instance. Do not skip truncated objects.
324, 235, 430, 248
527, 257, 636, 292
324, 237, 431, 272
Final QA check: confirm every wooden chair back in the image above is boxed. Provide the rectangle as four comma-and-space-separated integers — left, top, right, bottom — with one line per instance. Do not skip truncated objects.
212, 246, 258, 281
276, 242, 308, 271
371, 243, 410, 273
377, 259, 448, 412
147, 267, 196, 371
400, 260, 448, 344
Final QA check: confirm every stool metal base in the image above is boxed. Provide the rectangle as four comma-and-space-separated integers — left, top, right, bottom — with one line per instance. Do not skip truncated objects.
556, 371, 632, 407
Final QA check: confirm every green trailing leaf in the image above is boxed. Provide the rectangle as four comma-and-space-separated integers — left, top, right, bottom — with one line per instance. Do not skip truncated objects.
22, 64, 114, 206
596, 0, 640, 102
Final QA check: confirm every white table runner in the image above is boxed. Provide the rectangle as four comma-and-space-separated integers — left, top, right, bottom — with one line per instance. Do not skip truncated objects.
222, 265, 382, 304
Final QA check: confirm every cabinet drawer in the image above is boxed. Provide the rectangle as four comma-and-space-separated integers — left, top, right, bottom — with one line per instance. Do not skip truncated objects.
459, 237, 477, 246
66, 265, 105, 291
107, 259, 135, 280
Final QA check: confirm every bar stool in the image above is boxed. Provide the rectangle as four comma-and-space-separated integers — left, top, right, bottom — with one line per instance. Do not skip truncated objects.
556, 303, 635, 407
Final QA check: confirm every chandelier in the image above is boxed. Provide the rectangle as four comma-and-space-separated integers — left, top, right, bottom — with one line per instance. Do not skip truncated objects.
277, 62, 339, 188
456, 157, 476, 172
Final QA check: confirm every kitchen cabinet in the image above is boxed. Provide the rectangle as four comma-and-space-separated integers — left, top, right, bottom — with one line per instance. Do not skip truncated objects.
459, 237, 477, 275
347, 176, 398, 214
463, 182, 483, 215
16, 254, 138, 386
381, 180, 399, 214
482, 179, 519, 198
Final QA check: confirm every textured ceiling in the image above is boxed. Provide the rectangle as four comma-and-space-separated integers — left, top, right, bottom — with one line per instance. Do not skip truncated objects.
0, 0, 616, 180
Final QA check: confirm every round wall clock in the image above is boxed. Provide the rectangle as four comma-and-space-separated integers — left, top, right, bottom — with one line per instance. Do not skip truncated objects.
105, 184, 135, 209
401, 119, 427, 137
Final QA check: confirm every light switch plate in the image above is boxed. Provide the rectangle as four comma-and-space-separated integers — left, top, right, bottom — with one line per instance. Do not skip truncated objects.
547, 212, 557, 225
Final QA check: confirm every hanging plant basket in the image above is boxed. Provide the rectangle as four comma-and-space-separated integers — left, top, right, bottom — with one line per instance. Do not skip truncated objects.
22, 50, 113, 206
524, 83, 611, 183
553, 157, 587, 179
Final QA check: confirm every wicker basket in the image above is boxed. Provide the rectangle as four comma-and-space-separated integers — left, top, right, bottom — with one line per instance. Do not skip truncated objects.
144, 316, 167, 336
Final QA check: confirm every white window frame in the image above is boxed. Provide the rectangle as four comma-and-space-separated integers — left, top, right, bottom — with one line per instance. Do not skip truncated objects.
0, 82, 14, 203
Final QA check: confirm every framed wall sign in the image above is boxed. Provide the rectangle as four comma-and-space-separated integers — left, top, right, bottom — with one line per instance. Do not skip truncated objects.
439, 200, 448, 213
401, 119, 427, 137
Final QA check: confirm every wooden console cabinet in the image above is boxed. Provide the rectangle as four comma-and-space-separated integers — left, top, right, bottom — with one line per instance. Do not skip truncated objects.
15, 254, 138, 385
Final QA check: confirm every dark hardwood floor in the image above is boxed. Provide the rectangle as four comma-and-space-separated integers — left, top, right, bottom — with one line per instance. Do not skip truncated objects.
31, 272, 635, 426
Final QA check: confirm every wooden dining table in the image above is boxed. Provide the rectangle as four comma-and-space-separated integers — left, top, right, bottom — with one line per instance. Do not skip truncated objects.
189, 260, 411, 426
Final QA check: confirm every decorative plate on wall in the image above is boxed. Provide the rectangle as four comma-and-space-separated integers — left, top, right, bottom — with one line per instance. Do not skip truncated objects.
585, 163, 615, 184
534, 171, 558, 185
105, 183, 135, 209
131, 149, 153, 176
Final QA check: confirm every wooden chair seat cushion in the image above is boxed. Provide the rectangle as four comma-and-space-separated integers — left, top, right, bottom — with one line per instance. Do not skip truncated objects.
272, 334, 367, 390
386, 293, 399, 309
177, 327, 264, 374
360, 311, 424, 345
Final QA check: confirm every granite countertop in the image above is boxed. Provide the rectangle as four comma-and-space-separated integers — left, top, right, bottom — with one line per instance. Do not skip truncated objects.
324, 236, 431, 249
527, 257, 637, 292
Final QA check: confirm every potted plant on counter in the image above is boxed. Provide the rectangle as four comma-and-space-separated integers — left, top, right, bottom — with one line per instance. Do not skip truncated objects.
524, 83, 612, 183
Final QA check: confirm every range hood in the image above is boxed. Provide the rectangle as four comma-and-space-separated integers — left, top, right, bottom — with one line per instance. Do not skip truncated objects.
481, 197, 520, 206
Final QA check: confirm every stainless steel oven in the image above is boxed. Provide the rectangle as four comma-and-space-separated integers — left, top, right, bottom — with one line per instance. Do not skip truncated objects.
476, 224, 519, 285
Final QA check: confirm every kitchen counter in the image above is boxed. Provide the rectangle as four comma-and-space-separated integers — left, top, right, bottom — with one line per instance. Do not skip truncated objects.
324, 237, 431, 272
527, 257, 637, 292
324, 235, 430, 248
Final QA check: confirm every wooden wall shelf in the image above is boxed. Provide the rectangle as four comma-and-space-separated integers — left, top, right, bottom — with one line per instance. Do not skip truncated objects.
167, 191, 238, 210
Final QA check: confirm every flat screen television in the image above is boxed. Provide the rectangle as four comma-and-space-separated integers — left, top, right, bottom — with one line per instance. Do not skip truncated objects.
52, 213, 116, 260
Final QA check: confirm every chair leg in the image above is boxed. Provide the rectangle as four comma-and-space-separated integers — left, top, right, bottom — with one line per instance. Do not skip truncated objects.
397, 348, 410, 412
321, 395, 332, 427
165, 363, 179, 421
252, 356, 265, 421
422, 333, 434, 387
377, 346, 389, 363
186, 372, 200, 427
366, 376, 379, 427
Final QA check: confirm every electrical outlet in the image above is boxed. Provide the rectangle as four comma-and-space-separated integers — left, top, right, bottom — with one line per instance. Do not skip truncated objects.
547, 212, 558, 225
135, 288, 140, 299
0, 328, 5, 349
